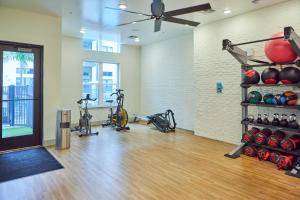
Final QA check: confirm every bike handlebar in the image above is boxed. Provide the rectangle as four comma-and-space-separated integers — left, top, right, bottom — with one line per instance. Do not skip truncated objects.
110, 89, 124, 97
77, 94, 97, 104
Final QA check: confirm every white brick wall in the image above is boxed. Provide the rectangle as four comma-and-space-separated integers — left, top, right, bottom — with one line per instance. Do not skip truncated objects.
141, 33, 194, 130
194, 0, 300, 144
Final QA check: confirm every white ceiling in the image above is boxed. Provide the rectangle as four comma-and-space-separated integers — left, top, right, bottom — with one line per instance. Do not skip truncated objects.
0, 0, 289, 45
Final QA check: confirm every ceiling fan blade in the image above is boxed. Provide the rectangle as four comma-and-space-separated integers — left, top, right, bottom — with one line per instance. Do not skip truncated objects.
105, 7, 152, 17
163, 16, 200, 27
164, 3, 211, 16
117, 18, 153, 26
154, 19, 162, 32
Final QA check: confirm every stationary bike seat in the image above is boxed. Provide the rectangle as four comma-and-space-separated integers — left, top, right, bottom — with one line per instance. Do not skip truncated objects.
106, 100, 114, 103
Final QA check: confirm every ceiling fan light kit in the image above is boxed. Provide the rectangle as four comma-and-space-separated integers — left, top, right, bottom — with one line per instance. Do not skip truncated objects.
106, 0, 213, 32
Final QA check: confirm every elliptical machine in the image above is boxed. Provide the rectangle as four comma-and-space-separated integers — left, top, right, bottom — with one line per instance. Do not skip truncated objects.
102, 89, 130, 131
74, 94, 99, 137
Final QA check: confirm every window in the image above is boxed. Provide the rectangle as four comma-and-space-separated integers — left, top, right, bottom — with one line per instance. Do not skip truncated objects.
82, 62, 99, 106
82, 61, 119, 106
82, 39, 120, 53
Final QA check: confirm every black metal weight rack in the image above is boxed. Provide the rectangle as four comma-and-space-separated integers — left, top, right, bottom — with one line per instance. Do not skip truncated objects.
222, 26, 300, 178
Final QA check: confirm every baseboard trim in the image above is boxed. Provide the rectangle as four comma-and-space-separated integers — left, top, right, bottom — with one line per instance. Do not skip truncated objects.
176, 128, 194, 134
43, 139, 55, 147
71, 117, 136, 128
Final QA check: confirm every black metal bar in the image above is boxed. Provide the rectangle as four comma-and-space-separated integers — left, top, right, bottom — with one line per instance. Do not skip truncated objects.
231, 36, 284, 47
243, 61, 297, 68
248, 59, 270, 64
251, 143, 300, 156
3, 99, 39, 101
241, 83, 300, 88
242, 120, 300, 134
241, 102, 300, 110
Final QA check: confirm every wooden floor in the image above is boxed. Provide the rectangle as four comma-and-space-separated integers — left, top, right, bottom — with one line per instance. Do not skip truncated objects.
1, 124, 300, 200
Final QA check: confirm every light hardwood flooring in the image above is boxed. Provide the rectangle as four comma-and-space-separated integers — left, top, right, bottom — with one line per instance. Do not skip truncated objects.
0, 123, 300, 200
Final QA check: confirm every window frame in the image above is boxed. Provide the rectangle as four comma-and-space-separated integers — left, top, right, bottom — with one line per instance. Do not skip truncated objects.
82, 60, 120, 108
82, 39, 120, 53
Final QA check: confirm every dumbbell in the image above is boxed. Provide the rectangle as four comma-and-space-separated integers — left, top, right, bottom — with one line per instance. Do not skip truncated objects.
257, 148, 270, 161
255, 128, 272, 145
267, 130, 286, 148
280, 137, 300, 151
277, 155, 294, 170
243, 145, 257, 157
242, 127, 260, 143
269, 152, 281, 164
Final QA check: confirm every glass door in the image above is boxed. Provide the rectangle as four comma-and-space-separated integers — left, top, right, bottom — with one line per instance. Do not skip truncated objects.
0, 42, 43, 151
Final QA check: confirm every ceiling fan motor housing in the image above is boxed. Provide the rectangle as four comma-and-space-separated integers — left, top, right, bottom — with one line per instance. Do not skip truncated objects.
151, 0, 165, 18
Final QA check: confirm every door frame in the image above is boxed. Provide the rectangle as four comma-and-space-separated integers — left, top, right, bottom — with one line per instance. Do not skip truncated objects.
0, 40, 43, 151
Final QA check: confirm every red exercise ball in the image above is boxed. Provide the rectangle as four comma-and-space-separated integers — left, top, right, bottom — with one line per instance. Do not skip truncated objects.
265, 32, 297, 63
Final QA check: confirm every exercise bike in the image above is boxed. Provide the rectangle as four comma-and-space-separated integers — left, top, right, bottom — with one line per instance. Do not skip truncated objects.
74, 94, 99, 137
102, 89, 130, 131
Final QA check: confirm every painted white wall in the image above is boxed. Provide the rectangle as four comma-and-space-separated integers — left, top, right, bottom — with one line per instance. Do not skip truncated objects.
194, 0, 300, 144
140, 32, 194, 130
0, 7, 62, 143
61, 36, 141, 124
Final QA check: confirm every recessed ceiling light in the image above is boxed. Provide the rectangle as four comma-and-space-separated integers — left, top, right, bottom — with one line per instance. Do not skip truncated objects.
80, 28, 86, 34
128, 35, 140, 42
252, 0, 261, 3
132, 21, 137, 24
224, 9, 231, 15
119, 3, 127, 10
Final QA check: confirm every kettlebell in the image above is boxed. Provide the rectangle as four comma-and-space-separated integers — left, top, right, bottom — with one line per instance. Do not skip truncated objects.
246, 114, 254, 123
263, 114, 270, 125
257, 114, 263, 124
288, 114, 299, 129
279, 114, 288, 127
272, 113, 280, 126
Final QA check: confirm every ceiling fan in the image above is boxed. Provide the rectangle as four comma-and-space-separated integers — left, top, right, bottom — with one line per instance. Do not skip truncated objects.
105, 0, 213, 32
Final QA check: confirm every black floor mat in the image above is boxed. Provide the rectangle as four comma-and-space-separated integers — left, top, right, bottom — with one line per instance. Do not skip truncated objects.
0, 147, 63, 183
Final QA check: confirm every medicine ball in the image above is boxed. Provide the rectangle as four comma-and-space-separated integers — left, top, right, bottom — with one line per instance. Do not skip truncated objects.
270, 152, 281, 164
271, 94, 282, 105
242, 127, 260, 143
247, 91, 262, 104
255, 128, 272, 145
243, 69, 260, 84
277, 155, 294, 170
263, 93, 274, 104
243, 145, 257, 157
279, 94, 287, 105
283, 91, 298, 106
257, 148, 270, 161
279, 66, 300, 84
261, 68, 280, 84
265, 32, 298, 63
